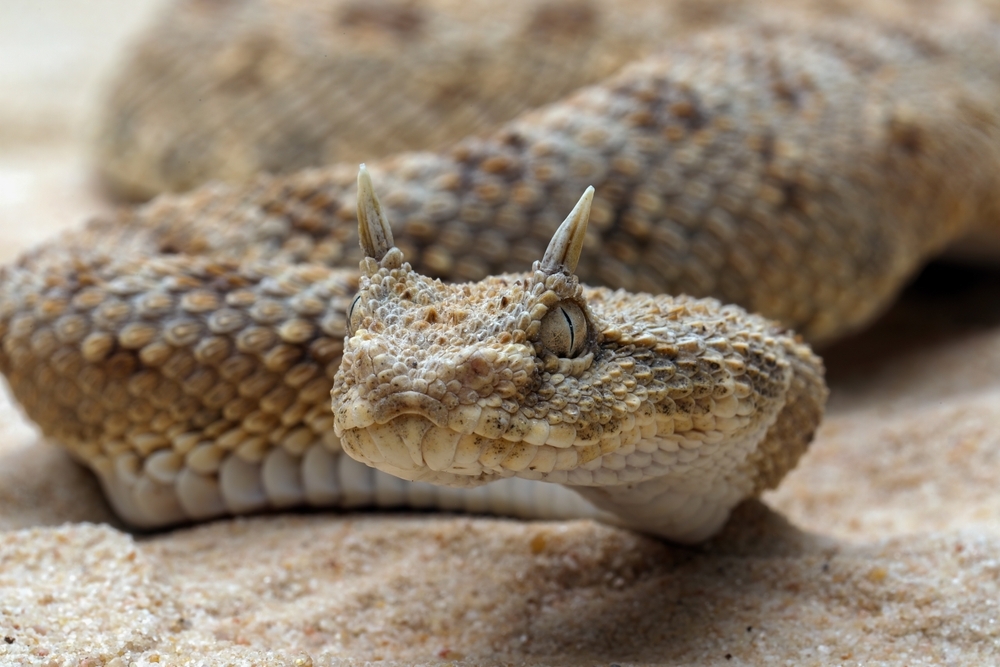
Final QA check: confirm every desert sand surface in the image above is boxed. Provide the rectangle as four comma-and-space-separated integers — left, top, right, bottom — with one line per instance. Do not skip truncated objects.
1, 1, 1000, 665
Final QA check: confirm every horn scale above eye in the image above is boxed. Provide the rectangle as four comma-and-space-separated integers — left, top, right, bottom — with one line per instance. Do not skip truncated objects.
540, 186, 594, 275
357, 164, 394, 261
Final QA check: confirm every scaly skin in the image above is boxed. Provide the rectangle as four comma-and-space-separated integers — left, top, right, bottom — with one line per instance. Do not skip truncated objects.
94, 0, 1000, 202
97, 0, 780, 198
94, 0, 771, 199
1, 14, 999, 535
86, 16, 1000, 341
333, 172, 826, 542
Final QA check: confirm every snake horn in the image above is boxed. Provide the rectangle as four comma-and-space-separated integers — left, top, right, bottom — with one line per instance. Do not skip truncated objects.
540, 186, 594, 274
357, 164, 395, 260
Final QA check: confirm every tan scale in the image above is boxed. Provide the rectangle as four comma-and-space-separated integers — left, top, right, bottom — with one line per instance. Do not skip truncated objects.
95, 0, 762, 200
37, 15, 1000, 341
94, 0, 1000, 205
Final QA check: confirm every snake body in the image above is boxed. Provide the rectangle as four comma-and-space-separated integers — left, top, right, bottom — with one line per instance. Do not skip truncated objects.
2, 6, 1000, 538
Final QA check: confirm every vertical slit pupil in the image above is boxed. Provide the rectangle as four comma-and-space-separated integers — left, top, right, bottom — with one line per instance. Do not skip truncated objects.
560, 306, 575, 355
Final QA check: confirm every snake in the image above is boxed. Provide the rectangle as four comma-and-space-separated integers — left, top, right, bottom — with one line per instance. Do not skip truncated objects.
2, 1, 1000, 541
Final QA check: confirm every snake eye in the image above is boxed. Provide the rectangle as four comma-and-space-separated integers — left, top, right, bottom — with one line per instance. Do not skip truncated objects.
538, 300, 587, 358
347, 294, 363, 335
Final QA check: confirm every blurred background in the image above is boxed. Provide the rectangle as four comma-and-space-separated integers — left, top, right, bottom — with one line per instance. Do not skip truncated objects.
0, 0, 168, 262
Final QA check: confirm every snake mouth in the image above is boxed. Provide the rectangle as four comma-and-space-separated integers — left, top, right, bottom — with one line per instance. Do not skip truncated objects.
339, 415, 506, 486
336, 408, 625, 489
332, 391, 450, 431
339, 409, 594, 487
333, 390, 661, 488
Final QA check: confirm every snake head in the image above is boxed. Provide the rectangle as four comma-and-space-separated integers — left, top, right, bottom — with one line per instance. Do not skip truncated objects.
332, 165, 607, 486
332, 167, 826, 542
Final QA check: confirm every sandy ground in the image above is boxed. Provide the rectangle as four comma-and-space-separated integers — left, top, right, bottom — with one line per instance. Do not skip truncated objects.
2, 1, 1000, 665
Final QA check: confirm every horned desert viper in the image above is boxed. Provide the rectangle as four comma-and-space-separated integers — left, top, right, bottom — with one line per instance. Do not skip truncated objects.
1, 2, 999, 540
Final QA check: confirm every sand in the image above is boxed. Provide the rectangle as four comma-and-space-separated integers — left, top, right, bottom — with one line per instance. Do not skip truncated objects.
2, 1, 1000, 664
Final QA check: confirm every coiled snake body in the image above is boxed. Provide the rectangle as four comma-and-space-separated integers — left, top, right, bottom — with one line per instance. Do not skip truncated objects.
1, 1, 999, 540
